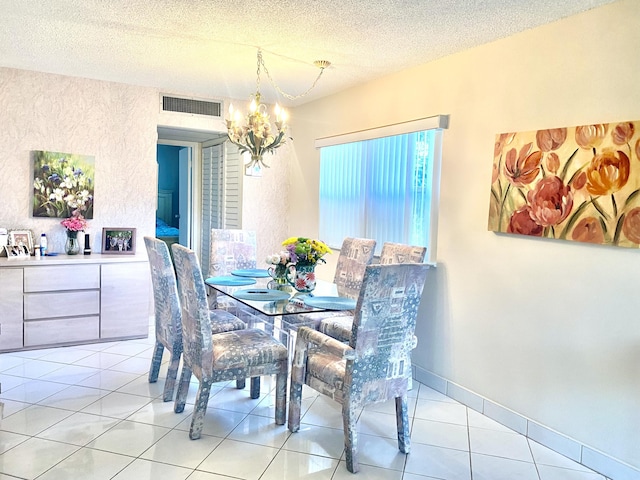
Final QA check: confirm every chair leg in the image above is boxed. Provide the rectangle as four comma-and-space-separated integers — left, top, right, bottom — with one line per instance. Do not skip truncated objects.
250, 377, 260, 399
274, 370, 287, 425
148, 341, 164, 383
162, 350, 181, 402
395, 395, 411, 454
189, 379, 213, 440
343, 404, 359, 473
236, 378, 246, 389
174, 364, 192, 414
287, 379, 303, 433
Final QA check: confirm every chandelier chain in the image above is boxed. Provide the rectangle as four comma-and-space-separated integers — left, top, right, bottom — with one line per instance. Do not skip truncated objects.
257, 49, 327, 101
256, 50, 263, 95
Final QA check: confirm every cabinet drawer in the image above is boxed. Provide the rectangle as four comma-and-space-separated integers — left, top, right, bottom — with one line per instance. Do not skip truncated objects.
24, 290, 100, 320
24, 264, 100, 292
24, 316, 99, 347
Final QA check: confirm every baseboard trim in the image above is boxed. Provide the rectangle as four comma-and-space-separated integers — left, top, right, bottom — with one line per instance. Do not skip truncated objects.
413, 366, 640, 480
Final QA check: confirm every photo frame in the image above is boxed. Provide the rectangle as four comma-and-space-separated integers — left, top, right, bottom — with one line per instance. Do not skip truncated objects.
8, 230, 34, 251
102, 228, 136, 255
4, 244, 30, 258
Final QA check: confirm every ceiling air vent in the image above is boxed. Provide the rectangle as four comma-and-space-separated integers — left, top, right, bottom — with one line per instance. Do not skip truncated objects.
161, 95, 221, 117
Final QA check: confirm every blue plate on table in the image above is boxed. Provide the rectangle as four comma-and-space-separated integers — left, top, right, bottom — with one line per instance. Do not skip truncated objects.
233, 288, 291, 301
205, 276, 257, 287
304, 296, 357, 310
231, 268, 271, 278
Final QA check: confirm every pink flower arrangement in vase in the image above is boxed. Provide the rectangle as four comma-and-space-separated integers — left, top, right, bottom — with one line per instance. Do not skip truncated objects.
60, 211, 88, 254
60, 210, 88, 232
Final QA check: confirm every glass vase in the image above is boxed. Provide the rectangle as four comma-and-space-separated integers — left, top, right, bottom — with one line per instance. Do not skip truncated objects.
65, 230, 80, 255
267, 264, 291, 291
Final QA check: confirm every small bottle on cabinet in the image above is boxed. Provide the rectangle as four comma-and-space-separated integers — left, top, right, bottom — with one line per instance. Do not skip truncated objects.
40, 233, 48, 256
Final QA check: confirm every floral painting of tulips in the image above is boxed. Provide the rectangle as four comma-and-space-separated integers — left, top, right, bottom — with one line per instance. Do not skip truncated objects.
33, 150, 95, 219
488, 121, 640, 248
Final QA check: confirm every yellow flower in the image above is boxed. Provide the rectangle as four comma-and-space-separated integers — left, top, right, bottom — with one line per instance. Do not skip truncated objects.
585, 149, 630, 196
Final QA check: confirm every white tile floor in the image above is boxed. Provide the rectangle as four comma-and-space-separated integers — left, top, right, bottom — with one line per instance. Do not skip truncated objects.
0, 328, 610, 480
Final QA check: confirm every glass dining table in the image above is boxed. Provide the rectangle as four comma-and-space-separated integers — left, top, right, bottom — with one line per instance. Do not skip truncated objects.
205, 273, 352, 353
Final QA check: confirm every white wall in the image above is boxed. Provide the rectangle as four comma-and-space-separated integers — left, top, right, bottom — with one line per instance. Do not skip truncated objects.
289, 0, 640, 472
0, 68, 158, 252
241, 143, 292, 268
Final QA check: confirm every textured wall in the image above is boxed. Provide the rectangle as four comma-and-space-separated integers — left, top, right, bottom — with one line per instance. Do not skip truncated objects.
241, 141, 292, 270
0, 68, 158, 253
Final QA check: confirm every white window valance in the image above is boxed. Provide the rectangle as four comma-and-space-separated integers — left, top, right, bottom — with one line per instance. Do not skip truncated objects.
314, 114, 449, 149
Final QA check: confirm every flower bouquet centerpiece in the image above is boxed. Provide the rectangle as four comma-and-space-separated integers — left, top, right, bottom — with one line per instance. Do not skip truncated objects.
265, 250, 292, 288
281, 237, 332, 293
60, 210, 88, 255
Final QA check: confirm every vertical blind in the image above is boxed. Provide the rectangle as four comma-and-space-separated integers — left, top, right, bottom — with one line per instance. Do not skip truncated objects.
319, 130, 435, 253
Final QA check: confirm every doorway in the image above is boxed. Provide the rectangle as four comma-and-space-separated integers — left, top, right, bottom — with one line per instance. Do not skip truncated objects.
156, 141, 195, 251
156, 128, 234, 266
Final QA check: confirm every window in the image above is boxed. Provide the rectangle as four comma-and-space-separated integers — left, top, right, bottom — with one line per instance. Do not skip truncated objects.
318, 117, 445, 261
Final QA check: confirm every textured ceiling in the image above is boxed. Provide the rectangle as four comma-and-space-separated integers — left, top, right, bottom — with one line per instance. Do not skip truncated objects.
0, 0, 615, 107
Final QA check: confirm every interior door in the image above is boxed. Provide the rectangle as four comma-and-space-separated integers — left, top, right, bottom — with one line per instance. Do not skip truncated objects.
178, 147, 191, 246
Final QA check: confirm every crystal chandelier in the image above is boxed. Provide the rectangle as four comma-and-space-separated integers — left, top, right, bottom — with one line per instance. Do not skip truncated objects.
226, 49, 330, 171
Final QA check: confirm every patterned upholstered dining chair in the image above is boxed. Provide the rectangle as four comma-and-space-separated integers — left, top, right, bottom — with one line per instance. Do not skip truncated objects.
172, 244, 289, 440
288, 263, 431, 473
285, 237, 376, 330
144, 237, 246, 402
207, 228, 257, 313
378, 241, 427, 265
208, 228, 257, 276
318, 241, 427, 342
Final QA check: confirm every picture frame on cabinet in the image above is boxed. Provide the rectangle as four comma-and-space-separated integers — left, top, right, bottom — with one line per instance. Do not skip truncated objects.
4, 244, 30, 258
102, 227, 136, 255
8, 230, 33, 252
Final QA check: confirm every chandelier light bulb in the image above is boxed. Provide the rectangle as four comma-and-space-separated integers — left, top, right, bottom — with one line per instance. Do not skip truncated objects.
274, 103, 286, 123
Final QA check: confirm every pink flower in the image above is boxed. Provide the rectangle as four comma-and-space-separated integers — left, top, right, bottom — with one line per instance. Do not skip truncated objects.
504, 143, 542, 187
536, 128, 567, 152
60, 212, 88, 231
623, 207, 640, 244
571, 217, 605, 244
527, 176, 573, 227
507, 206, 543, 237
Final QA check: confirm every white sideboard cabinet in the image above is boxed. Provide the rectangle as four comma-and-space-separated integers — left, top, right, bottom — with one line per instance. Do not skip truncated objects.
0, 254, 150, 352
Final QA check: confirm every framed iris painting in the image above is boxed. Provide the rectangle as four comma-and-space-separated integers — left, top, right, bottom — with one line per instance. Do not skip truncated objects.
488, 121, 640, 248
32, 150, 95, 219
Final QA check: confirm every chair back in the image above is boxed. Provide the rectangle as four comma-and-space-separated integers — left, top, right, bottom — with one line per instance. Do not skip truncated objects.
379, 242, 426, 265
348, 263, 430, 393
172, 244, 214, 378
208, 229, 257, 277
334, 237, 376, 298
144, 237, 182, 352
